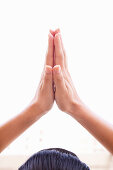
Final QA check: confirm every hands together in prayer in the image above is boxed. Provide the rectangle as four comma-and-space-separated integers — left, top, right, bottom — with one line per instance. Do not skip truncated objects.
32, 29, 82, 117
0, 29, 113, 154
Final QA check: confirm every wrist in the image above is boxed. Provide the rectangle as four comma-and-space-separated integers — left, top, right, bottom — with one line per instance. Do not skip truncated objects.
68, 99, 86, 119
28, 102, 45, 120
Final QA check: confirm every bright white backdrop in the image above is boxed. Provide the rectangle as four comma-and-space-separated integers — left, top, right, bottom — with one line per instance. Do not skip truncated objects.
0, 0, 113, 158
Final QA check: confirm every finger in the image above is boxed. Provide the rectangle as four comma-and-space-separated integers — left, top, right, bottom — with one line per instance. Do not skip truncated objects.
50, 28, 60, 36
59, 33, 68, 69
54, 28, 60, 34
43, 65, 53, 90
54, 33, 64, 68
45, 32, 54, 67
53, 65, 66, 91
49, 29, 55, 36
54, 29, 68, 69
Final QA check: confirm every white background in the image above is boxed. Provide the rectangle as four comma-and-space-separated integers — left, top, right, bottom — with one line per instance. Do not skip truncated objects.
0, 0, 113, 157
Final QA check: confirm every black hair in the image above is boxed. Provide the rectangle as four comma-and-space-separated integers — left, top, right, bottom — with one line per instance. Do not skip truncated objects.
19, 148, 90, 170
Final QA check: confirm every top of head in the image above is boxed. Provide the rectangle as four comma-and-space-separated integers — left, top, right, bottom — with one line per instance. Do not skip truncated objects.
19, 148, 90, 170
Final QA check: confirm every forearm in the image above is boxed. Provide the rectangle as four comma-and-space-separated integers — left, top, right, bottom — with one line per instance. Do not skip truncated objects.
71, 102, 113, 154
0, 102, 43, 153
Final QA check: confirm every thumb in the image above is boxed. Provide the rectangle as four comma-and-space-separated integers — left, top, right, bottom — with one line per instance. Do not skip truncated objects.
53, 65, 66, 90
43, 65, 52, 89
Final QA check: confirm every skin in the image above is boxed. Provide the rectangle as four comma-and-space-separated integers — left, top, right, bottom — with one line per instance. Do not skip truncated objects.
0, 29, 113, 154
52, 29, 113, 154
0, 32, 54, 153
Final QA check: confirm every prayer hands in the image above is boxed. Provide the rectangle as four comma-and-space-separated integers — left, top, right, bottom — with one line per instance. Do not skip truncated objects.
32, 29, 82, 116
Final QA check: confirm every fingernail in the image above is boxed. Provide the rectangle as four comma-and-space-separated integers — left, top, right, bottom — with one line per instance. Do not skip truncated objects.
45, 66, 52, 74
54, 65, 61, 73
55, 33, 60, 38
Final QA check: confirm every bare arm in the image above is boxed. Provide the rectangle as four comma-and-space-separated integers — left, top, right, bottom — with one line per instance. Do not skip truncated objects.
71, 102, 113, 154
0, 31, 54, 153
52, 29, 113, 154
0, 103, 42, 153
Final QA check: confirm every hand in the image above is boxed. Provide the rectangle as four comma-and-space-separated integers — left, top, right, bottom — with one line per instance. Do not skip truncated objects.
31, 32, 54, 115
0, 32, 55, 153
52, 29, 82, 115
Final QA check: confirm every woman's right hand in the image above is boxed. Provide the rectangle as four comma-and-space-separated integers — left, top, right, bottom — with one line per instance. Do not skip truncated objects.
31, 32, 54, 116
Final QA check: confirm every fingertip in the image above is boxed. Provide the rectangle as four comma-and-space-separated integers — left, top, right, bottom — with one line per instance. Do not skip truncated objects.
55, 28, 60, 34
53, 64, 61, 69
44, 65, 52, 84
49, 29, 55, 36
45, 65, 52, 74
54, 33, 60, 45
48, 32, 53, 39
55, 32, 61, 39
49, 28, 61, 37
46, 65, 52, 68
54, 33, 61, 47
48, 32, 54, 48
53, 65, 61, 74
